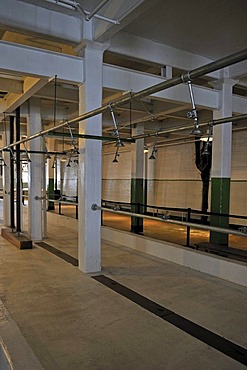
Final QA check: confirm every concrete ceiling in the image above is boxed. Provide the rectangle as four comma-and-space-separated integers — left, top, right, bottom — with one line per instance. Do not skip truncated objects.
123, 0, 247, 59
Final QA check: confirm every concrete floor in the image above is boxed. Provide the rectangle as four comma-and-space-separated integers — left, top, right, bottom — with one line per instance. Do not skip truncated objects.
0, 203, 247, 369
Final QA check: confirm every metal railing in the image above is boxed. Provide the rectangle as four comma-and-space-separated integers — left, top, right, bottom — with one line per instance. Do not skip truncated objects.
47, 196, 247, 256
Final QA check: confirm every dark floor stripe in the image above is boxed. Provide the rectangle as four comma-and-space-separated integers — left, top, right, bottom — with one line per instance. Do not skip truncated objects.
35, 242, 78, 266
92, 275, 247, 366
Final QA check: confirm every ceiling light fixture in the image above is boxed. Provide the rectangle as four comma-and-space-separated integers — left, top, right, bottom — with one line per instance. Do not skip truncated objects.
149, 133, 158, 160
109, 105, 125, 148
186, 79, 203, 136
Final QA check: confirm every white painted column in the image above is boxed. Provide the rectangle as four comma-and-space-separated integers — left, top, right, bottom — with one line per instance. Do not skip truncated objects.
210, 76, 236, 245
78, 40, 106, 273
28, 98, 43, 241
3, 123, 11, 226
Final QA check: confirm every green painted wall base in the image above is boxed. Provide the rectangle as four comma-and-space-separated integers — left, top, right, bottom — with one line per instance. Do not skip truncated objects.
47, 178, 55, 211
210, 177, 230, 246
131, 178, 145, 234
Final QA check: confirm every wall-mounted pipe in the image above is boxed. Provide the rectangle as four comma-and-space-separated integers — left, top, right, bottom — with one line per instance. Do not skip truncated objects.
1, 48, 247, 152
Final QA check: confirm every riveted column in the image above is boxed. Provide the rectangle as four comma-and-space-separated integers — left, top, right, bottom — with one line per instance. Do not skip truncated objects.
210, 77, 236, 245
78, 40, 107, 273
131, 124, 144, 233
28, 98, 43, 241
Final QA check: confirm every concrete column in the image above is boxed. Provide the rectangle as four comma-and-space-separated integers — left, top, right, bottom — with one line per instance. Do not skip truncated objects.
78, 40, 106, 273
28, 98, 43, 241
131, 124, 144, 233
3, 121, 11, 226
210, 77, 236, 245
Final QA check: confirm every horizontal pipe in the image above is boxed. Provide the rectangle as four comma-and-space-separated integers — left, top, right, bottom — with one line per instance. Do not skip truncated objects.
133, 113, 247, 139
1, 48, 247, 152
93, 204, 247, 238
4, 149, 67, 155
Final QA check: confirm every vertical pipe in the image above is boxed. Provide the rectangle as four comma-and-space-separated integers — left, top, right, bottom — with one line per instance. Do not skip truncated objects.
16, 106, 21, 233
9, 116, 15, 230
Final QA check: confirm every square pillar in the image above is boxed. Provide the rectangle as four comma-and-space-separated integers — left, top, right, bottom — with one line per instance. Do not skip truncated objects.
28, 98, 43, 241
210, 77, 236, 245
2, 120, 11, 226
78, 41, 106, 273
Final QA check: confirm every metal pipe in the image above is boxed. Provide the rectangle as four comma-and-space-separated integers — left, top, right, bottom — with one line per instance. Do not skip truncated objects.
4, 149, 70, 155
45, 0, 75, 10
9, 116, 15, 229
1, 48, 247, 152
132, 113, 247, 140
86, 12, 119, 25
15, 107, 21, 233
86, 0, 110, 20
93, 204, 247, 238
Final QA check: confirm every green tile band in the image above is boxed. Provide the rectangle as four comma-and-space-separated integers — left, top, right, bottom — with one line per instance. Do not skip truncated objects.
131, 178, 146, 233
47, 178, 55, 210
210, 177, 230, 245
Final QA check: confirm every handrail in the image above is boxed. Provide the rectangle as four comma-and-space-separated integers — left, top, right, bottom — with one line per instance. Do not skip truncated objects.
101, 199, 247, 220
92, 204, 247, 238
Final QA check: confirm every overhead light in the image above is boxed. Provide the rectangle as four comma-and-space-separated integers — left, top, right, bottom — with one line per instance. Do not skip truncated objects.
186, 80, 203, 136
190, 122, 203, 136
115, 139, 125, 147
144, 146, 149, 153
109, 105, 125, 148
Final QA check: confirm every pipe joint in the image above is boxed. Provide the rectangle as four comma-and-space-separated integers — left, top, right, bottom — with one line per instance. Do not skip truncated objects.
181, 71, 192, 83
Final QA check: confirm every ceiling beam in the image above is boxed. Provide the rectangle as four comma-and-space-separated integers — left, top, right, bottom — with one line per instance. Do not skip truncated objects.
0, 0, 82, 44
108, 32, 220, 79
0, 77, 49, 113
103, 64, 219, 110
230, 60, 247, 80
0, 41, 84, 84
35, 84, 79, 103
0, 77, 23, 93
